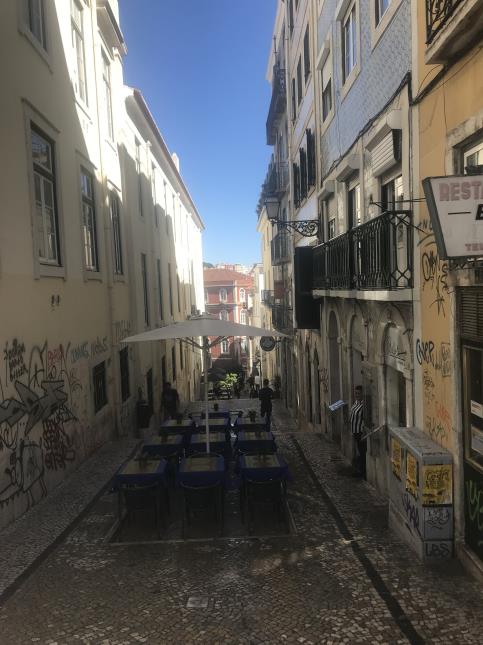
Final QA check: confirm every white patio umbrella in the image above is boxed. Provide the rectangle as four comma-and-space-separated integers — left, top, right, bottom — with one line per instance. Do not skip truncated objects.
123, 313, 288, 452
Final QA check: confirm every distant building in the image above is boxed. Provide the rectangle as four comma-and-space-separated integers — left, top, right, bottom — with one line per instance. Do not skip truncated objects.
204, 268, 253, 372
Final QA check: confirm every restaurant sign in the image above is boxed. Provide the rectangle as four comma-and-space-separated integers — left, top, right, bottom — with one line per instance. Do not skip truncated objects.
422, 175, 483, 259
260, 336, 276, 352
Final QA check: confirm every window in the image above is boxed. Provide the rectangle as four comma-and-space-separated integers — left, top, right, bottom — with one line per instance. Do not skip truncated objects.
303, 25, 310, 81
342, 3, 357, 82
180, 343, 184, 370
300, 148, 308, 200
291, 78, 297, 120
239, 288, 245, 302
321, 55, 333, 122
119, 347, 130, 402
151, 164, 158, 227
297, 57, 303, 105
240, 309, 247, 324
80, 169, 98, 271
171, 346, 176, 381
168, 262, 174, 316
110, 191, 123, 275
464, 141, 483, 174
381, 175, 403, 210
293, 162, 301, 208
375, 0, 390, 25
219, 288, 227, 302
157, 259, 164, 320
348, 183, 361, 228
177, 275, 181, 313
205, 289, 209, 304
221, 340, 229, 354
71, 0, 87, 104
328, 218, 336, 239
306, 129, 316, 189
219, 310, 228, 321
161, 355, 167, 387
288, 0, 294, 36
135, 139, 143, 216
93, 361, 107, 412
26, 0, 47, 49
163, 181, 169, 235
31, 126, 60, 264
102, 52, 114, 139
141, 253, 149, 326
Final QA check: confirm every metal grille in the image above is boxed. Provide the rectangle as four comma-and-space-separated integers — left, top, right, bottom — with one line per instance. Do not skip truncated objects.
426, 0, 464, 44
460, 289, 483, 340
271, 231, 291, 265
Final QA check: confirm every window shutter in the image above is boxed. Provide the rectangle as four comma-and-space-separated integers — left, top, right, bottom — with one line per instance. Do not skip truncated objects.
300, 148, 307, 200
306, 129, 316, 188
291, 78, 296, 120
293, 162, 300, 208
294, 247, 320, 329
460, 289, 483, 340
371, 130, 401, 177
304, 26, 310, 80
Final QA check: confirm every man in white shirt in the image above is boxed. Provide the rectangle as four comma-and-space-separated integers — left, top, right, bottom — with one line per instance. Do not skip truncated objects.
350, 385, 366, 478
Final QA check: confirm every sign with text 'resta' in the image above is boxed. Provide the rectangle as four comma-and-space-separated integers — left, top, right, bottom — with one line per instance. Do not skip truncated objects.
422, 175, 483, 259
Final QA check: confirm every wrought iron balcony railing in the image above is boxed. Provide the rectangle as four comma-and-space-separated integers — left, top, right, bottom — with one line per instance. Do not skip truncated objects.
263, 159, 289, 199
313, 210, 413, 292
261, 290, 275, 306
272, 304, 293, 333
266, 64, 287, 145
426, 0, 464, 43
271, 231, 291, 266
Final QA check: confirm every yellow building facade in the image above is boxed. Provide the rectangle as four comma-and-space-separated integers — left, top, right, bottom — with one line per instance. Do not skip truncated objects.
414, 0, 483, 570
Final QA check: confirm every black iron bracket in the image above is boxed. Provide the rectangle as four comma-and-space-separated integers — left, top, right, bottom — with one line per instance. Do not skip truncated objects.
271, 219, 320, 237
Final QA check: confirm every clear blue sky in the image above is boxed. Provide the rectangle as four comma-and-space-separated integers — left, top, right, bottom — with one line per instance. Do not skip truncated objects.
119, 0, 277, 266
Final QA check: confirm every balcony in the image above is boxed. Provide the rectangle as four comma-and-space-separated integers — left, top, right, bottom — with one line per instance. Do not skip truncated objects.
425, 0, 483, 63
261, 290, 275, 306
313, 210, 413, 292
271, 231, 291, 265
263, 159, 289, 198
272, 304, 293, 334
266, 65, 287, 145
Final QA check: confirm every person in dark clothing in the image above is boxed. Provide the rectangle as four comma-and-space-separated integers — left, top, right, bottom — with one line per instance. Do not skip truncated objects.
161, 382, 179, 419
350, 385, 366, 478
259, 379, 274, 426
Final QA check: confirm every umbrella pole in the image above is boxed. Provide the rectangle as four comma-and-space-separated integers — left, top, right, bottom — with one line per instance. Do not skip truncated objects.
204, 337, 210, 454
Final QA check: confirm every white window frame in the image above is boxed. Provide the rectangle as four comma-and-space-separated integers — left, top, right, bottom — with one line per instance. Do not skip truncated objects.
338, 0, 360, 99
135, 138, 143, 216
31, 125, 61, 267
23, 0, 47, 50
80, 167, 99, 272
71, 0, 88, 105
240, 309, 247, 324
371, 0, 401, 49
109, 190, 123, 277
101, 50, 114, 140
239, 287, 246, 302
219, 309, 228, 321
464, 140, 483, 172
221, 339, 229, 354
320, 49, 334, 131
219, 288, 227, 303
347, 179, 361, 229
151, 163, 158, 227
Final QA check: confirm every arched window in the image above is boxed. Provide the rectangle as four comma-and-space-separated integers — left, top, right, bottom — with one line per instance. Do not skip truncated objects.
219, 309, 228, 321
240, 309, 247, 324
219, 288, 227, 302
221, 339, 229, 354
239, 288, 245, 302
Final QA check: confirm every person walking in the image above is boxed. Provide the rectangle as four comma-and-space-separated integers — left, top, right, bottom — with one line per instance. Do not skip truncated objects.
350, 385, 366, 478
258, 378, 274, 427
161, 382, 179, 420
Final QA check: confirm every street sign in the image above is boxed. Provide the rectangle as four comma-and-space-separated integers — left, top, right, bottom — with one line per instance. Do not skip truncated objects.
422, 175, 483, 259
260, 336, 276, 352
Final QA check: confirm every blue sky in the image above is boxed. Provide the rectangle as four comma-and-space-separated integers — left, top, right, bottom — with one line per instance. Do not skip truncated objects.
119, 0, 277, 266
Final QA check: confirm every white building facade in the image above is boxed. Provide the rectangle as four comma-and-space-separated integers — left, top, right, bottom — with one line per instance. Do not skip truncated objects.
0, 0, 204, 529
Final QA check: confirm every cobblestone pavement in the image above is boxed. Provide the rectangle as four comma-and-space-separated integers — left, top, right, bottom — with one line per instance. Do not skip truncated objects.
1, 400, 483, 644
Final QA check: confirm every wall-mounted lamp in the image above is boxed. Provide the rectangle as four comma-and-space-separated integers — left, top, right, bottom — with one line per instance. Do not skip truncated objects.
264, 197, 320, 238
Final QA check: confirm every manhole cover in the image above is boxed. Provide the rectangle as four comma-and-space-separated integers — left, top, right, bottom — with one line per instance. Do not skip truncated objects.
186, 596, 209, 609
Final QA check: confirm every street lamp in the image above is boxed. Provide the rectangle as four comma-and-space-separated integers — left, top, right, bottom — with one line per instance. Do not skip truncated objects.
263, 197, 320, 238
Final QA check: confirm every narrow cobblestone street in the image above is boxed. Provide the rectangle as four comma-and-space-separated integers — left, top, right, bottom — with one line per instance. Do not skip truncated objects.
1, 401, 483, 644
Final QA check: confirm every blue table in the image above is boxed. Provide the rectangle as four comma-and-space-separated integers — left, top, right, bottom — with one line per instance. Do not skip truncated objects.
115, 458, 168, 487
234, 418, 269, 432
202, 410, 231, 419
236, 430, 276, 454
160, 419, 195, 434
189, 432, 229, 457
239, 454, 290, 483
143, 434, 183, 457
178, 454, 226, 487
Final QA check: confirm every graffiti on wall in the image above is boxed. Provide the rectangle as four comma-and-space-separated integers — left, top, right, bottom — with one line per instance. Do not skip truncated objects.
0, 334, 107, 514
417, 217, 453, 451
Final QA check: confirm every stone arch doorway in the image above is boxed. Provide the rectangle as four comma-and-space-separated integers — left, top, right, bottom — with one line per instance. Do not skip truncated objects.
328, 310, 342, 440
313, 348, 321, 425
306, 342, 313, 422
